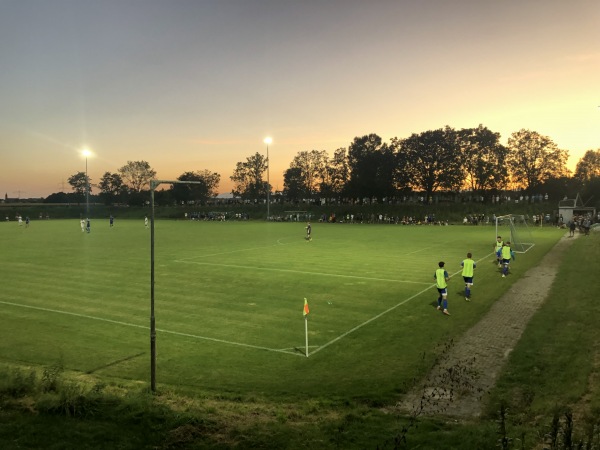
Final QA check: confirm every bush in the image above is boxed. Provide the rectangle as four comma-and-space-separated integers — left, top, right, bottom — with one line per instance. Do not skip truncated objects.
36, 381, 102, 418
41, 361, 63, 393
0, 367, 38, 398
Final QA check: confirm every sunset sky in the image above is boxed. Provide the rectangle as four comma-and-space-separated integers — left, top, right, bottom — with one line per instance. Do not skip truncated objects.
1, 0, 598, 198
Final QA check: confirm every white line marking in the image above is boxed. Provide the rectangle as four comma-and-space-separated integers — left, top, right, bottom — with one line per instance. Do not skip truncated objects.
310, 252, 496, 355
0, 253, 495, 359
155, 329, 302, 356
0, 300, 149, 330
405, 245, 435, 255
175, 239, 294, 261
309, 284, 436, 356
174, 260, 432, 285
276, 238, 293, 245
0, 300, 303, 357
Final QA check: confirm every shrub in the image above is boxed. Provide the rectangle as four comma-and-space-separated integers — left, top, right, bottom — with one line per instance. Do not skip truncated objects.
0, 367, 38, 398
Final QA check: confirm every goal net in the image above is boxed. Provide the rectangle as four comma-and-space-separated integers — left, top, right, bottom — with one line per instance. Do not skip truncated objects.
494, 214, 534, 253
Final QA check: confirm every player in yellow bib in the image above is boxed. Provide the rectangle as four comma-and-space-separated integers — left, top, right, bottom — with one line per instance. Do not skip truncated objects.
434, 261, 450, 316
501, 241, 513, 277
461, 252, 476, 301
494, 236, 503, 267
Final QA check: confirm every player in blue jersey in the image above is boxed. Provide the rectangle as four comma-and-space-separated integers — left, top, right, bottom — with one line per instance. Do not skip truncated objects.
434, 261, 450, 315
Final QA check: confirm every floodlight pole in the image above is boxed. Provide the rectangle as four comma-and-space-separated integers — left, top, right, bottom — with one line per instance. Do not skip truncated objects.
85, 156, 90, 218
264, 137, 272, 221
267, 143, 270, 220
81, 148, 92, 218
150, 181, 157, 392
149, 179, 206, 392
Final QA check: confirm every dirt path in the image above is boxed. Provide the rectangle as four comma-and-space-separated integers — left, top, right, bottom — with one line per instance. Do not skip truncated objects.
398, 233, 576, 419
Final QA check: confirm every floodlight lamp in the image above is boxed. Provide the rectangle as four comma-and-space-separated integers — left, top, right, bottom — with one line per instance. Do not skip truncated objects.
263, 137, 272, 145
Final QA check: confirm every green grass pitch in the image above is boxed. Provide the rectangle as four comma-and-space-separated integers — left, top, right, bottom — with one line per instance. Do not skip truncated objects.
0, 219, 564, 400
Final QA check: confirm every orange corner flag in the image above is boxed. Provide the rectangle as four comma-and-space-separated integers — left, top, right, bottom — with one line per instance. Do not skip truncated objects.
303, 298, 310, 317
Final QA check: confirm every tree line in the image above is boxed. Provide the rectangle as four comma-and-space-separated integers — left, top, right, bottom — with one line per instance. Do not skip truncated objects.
49, 126, 600, 206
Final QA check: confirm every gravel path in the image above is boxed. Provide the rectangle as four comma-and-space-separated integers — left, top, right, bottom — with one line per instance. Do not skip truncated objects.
398, 233, 575, 419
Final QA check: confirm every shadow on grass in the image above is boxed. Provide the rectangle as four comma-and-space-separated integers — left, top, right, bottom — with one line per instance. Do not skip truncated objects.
86, 352, 145, 374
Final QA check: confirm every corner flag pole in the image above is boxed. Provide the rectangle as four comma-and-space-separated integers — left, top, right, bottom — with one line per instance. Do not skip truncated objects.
305, 316, 309, 357
303, 298, 310, 357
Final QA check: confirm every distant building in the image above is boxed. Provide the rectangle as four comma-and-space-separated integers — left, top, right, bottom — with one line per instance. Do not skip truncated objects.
558, 194, 596, 223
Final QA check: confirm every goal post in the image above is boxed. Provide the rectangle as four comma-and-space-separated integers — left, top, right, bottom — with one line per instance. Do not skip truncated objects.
283, 211, 309, 221
495, 214, 535, 253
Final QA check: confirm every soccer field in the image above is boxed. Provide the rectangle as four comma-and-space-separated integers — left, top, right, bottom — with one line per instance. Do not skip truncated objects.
0, 219, 563, 399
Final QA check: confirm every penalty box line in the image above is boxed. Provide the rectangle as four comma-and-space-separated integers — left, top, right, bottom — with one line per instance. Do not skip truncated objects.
173, 236, 298, 262
174, 260, 432, 285
310, 252, 495, 356
0, 300, 303, 358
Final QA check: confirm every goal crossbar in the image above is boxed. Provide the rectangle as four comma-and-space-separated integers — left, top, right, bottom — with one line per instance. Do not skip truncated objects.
494, 214, 535, 253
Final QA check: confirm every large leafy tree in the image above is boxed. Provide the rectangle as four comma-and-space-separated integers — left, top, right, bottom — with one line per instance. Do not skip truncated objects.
118, 160, 157, 193
44, 192, 78, 204
230, 152, 269, 199
539, 176, 578, 202
506, 129, 569, 192
171, 170, 220, 203
574, 149, 600, 205
320, 147, 349, 199
457, 125, 508, 192
393, 126, 463, 200
376, 145, 400, 199
282, 167, 304, 202
67, 171, 90, 201
286, 150, 328, 199
346, 134, 396, 200
574, 149, 600, 182
98, 172, 125, 205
